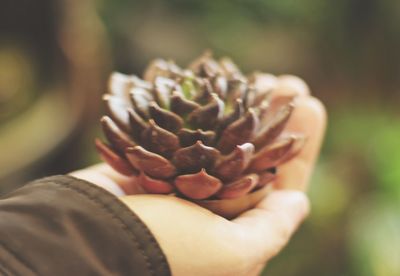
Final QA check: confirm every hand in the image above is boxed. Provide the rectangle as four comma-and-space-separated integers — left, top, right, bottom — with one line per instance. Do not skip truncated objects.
71, 75, 326, 276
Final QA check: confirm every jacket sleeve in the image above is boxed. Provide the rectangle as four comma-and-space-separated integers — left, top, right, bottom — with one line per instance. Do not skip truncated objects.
0, 175, 171, 276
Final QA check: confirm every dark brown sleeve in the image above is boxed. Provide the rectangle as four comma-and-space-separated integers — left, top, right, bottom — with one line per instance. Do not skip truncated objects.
0, 175, 171, 276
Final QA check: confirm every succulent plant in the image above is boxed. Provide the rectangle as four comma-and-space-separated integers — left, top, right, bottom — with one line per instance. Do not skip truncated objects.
96, 52, 306, 217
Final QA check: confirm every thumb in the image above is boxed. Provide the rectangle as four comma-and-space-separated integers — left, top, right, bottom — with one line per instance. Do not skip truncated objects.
232, 190, 309, 262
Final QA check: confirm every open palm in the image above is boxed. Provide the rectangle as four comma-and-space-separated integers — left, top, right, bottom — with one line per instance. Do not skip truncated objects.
71, 75, 326, 276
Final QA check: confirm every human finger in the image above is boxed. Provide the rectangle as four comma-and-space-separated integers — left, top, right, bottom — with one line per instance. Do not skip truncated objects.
232, 190, 309, 262
274, 96, 326, 190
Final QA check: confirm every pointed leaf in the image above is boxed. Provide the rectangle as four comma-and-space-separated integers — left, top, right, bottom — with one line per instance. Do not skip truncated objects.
141, 120, 180, 158
153, 86, 171, 109
101, 116, 136, 153
95, 139, 136, 176
217, 109, 259, 154
143, 59, 171, 82
253, 100, 270, 120
217, 174, 259, 199
103, 95, 131, 132
128, 108, 148, 141
257, 170, 277, 189
213, 75, 228, 99
278, 133, 306, 163
203, 58, 222, 78
217, 99, 244, 137
137, 172, 174, 194
192, 78, 214, 104
129, 87, 153, 118
153, 76, 176, 108
225, 78, 248, 109
167, 61, 184, 77
194, 179, 273, 219
247, 72, 277, 102
143, 59, 183, 82
109, 72, 152, 99
131, 75, 153, 89
154, 75, 176, 88
177, 128, 216, 147
266, 95, 296, 121
189, 51, 222, 77
241, 86, 254, 108
172, 141, 221, 173
148, 101, 183, 133
187, 93, 225, 130
245, 79, 271, 108
219, 57, 243, 78
170, 91, 201, 116
214, 143, 255, 181
253, 103, 295, 150
248, 135, 304, 172
180, 77, 197, 100
175, 169, 222, 199
126, 146, 177, 179
108, 72, 131, 99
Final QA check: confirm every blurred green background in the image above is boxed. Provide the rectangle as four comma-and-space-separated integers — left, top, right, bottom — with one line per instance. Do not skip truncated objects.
0, 0, 399, 275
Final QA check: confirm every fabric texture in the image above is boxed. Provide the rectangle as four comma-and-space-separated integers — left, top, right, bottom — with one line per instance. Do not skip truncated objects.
0, 175, 171, 276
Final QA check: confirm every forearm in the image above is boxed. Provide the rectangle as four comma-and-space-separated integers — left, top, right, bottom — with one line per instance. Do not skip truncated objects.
0, 175, 170, 276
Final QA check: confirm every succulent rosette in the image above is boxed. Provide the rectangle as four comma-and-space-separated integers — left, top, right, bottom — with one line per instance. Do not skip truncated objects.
96, 52, 306, 218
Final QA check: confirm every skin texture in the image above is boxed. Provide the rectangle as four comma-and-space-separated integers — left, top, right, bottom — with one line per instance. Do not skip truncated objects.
71, 75, 326, 276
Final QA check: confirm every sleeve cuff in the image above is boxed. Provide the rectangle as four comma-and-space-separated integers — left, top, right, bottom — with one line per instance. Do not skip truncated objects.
0, 175, 171, 276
